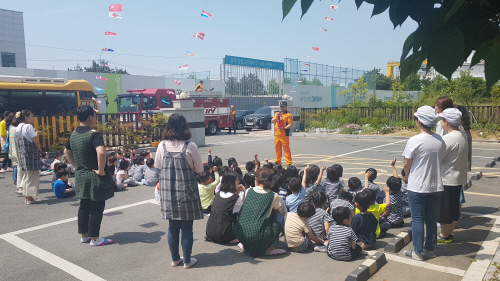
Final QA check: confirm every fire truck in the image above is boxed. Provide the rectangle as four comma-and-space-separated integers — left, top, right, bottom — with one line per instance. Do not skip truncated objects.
116, 88, 232, 135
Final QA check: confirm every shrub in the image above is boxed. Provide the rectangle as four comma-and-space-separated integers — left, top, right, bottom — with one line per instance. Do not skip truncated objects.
379, 127, 395, 134
339, 128, 353, 134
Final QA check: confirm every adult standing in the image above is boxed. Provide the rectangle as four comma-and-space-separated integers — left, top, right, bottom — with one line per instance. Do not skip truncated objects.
436, 108, 468, 243
434, 97, 454, 136
228, 105, 237, 134
154, 114, 204, 269
456, 105, 472, 171
64, 105, 114, 246
272, 101, 293, 166
1, 111, 13, 173
15, 110, 42, 204
402, 106, 446, 261
233, 168, 286, 257
9, 112, 20, 192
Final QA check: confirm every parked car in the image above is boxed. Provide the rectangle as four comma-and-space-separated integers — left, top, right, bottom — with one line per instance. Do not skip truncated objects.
244, 106, 273, 131
234, 110, 254, 130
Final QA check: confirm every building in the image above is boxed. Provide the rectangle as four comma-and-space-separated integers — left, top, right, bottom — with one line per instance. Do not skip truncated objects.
420, 53, 485, 80
0, 8, 27, 68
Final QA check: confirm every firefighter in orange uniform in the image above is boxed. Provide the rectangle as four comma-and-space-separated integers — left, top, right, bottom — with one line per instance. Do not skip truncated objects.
194, 80, 206, 92
229, 105, 237, 134
271, 101, 293, 165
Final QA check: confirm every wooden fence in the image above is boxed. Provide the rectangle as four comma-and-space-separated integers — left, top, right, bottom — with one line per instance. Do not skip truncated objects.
300, 106, 500, 124
34, 113, 164, 151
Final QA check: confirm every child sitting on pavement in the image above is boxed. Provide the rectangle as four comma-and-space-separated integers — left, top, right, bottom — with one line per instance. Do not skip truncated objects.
330, 190, 355, 218
327, 206, 364, 261
142, 158, 160, 186
307, 191, 334, 252
320, 165, 345, 202
198, 166, 220, 215
379, 176, 405, 231
286, 176, 305, 213
351, 191, 378, 249
360, 168, 382, 202
347, 177, 363, 198
53, 170, 75, 199
355, 171, 391, 238
285, 202, 327, 253
132, 156, 147, 182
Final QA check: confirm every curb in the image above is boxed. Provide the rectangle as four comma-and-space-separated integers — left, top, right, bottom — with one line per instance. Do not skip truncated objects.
486, 161, 496, 168
296, 132, 500, 143
471, 171, 483, 181
464, 180, 473, 191
385, 229, 412, 253
346, 252, 386, 281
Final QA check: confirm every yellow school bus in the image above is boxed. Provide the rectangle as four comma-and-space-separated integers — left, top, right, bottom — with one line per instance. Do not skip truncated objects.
0, 75, 99, 115
0, 76, 101, 142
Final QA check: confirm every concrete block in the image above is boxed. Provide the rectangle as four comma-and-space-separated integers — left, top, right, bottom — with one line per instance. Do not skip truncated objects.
486, 161, 496, 168
385, 229, 412, 253
464, 180, 472, 191
345, 252, 386, 281
471, 171, 483, 181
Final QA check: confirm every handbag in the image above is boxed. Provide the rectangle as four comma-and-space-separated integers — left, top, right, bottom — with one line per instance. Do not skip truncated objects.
3, 128, 9, 154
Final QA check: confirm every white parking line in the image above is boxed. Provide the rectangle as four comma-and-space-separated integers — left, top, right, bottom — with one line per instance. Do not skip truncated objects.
2, 234, 105, 281
207, 137, 273, 146
335, 140, 406, 157
463, 217, 500, 280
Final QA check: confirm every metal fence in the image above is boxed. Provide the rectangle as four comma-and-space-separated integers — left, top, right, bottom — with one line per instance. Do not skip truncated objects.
228, 96, 281, 111
284, 58, 374, 89
221, 63, 283, 97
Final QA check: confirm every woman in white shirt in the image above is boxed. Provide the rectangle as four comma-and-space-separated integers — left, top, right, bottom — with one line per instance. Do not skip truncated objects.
402, 106, 446, 261
436, 108, 468, 243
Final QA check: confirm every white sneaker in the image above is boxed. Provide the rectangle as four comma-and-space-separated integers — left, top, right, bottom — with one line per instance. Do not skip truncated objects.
404, 250, 424, 261
314, 245, 327, 252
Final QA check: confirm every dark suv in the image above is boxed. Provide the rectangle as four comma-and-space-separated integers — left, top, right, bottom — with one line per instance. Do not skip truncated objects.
244, 106, 273, 131
234, 110, 254, 130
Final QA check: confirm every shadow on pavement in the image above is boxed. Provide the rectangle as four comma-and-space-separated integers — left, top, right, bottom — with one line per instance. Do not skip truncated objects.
192, 248, 264, 268
108, 231, 165, 245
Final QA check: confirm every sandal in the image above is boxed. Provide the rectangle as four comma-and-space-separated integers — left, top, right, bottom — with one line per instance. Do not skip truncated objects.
437, 233, 452, 244
265, 249, 287, 256
90, 238, 113, 246
184, 258, 197, 269
171, 258, 183, 267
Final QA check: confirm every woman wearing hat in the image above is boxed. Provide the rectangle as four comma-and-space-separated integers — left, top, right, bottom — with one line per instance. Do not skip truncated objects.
402, 106, 446, 261
436, 108, 468, 244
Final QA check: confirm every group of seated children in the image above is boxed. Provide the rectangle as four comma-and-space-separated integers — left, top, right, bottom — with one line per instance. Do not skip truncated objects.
107, 147, 160, 191
40, 151, 75, 176
200, 152, 411, 261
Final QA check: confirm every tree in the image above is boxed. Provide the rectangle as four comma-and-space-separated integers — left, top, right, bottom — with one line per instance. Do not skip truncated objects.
491, 85, 500, 104
309, 77, 323, 86
362, 68, 393, 90
267, 79, 280, 96
387, 81, 411, 107
69, 59, 129, 74
225, 77, 240, 96
239, 73, 265, 96
403, 73, 422, 91
187, 74, 197, 79
339, 77, 368, 107
282, 0, 500, 90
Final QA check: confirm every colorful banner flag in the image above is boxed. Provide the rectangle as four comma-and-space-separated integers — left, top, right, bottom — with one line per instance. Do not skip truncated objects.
102, 48, 114, 52
94, 87, 104, 93
179, 64, 188, 70
330, 5, 339, 10
96, 76, 108, 81
312, 47, 319, 51
185, 51, 197, 56
99, 63, 110, 67
320, 28, 327, 31
109, 4, 123, 12
308, 56, 314, 59
201, 10, 212, 18
105, 31, 117, 35
325, 17, 333, 21
92, 97, 102, 103
193, 32, 205, 40
304, 63, 311, 66
108, 12, 122, 18
301, 70, 308, 72
173, 80, 181, 85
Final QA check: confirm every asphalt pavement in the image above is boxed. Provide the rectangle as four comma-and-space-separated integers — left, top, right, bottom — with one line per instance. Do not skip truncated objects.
0, 130, 499, 281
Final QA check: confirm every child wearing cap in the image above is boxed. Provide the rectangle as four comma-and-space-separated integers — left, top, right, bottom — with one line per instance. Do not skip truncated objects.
403, 105, 446, 261
437, 108, 469, 244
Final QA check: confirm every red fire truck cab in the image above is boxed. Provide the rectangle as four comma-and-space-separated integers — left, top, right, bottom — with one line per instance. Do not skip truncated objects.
116, 88, 232, 135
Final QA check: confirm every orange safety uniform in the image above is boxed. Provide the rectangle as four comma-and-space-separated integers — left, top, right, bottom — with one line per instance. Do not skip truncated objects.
195, 83, 204, 92
274, 111, 293, 165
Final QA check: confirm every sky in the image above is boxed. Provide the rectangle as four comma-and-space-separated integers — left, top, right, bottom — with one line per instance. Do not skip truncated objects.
0, 0, 418, 78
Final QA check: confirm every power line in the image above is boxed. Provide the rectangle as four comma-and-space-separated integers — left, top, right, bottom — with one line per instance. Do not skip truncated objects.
25, 43, 221, 60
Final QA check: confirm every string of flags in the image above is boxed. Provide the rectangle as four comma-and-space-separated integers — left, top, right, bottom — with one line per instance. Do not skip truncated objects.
96, 76, 107, 81
180, 9, 213, 72
94, 87, 104, 93
201, 10, 212, 18
108, 4, 122, 18
105, 31, 117, 35
179, 64, 188, 71
193, 32, 205, 40
173, 80, 182, 85
320, 28, 327, 31
312, 47, 319, 51
185, 51, 196, 56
